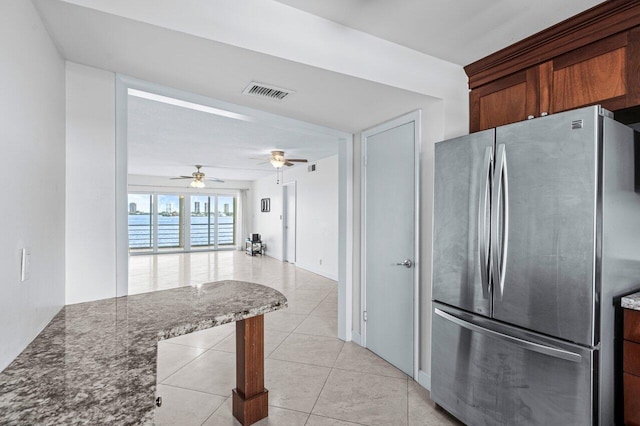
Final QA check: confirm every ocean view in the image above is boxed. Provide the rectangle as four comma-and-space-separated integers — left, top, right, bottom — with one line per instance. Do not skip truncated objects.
129, 214, 235, 248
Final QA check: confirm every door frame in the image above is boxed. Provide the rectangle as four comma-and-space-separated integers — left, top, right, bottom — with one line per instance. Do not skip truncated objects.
360, 110, 421, 379
115, 75, 353, 344
282, 181, 297, 263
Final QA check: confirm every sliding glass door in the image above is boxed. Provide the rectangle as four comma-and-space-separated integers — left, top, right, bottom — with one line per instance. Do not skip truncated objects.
157, 194, 184, 250
128, 194, 153, 252
128, 193, 236, 253
189, 195, 236, 249
191, 195, 213, 248
217, 195, 235, 246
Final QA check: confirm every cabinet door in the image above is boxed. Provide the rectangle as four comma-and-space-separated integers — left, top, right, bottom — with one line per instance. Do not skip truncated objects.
547, 31, 640, 114
470, 68, 538, 132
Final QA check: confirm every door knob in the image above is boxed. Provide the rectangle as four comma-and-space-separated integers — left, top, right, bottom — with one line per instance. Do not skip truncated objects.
396, 259, 412, 268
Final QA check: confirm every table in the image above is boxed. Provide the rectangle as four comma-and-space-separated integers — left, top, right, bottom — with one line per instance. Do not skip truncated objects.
0, 280, 287, 425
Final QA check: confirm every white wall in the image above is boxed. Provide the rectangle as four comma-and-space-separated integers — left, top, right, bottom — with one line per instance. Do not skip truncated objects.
251, 177, 284, 260
0, 0, 66, 371
65, 62, 117, 304
252, 156, 338, 280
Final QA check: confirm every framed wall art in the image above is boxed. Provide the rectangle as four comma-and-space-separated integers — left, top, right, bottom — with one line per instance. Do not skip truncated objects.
260, 198, 270, 212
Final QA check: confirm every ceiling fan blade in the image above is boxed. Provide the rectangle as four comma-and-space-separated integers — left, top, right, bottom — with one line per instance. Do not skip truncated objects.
170, 176, 192, 180
204, 178, 225, 183
286, 159, 308, 162
284, 162, 295, 167
256, 161, 270, 166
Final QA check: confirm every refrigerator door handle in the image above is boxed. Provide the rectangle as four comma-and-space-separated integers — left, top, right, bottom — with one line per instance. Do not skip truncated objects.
491, 144, 509, 300
434, 308, 582, 363
478, 146, 493, 299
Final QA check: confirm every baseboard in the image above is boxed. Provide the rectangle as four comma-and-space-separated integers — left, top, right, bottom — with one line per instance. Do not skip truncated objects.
351, 330, 361, 345
293, 261, 338, 281
417, 370, 431, 390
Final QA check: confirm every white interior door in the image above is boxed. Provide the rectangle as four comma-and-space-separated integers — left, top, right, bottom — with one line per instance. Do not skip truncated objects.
362, 113, 419, 377
283, 182, 296, 263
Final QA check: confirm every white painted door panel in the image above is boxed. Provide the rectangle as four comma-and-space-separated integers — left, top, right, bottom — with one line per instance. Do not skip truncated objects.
364, 120, 415, 376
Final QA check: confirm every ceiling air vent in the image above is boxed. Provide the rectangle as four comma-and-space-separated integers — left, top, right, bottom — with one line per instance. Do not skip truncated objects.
242, 82, 295, 101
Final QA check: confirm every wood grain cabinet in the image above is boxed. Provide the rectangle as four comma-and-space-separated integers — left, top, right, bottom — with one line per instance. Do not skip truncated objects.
624, 309, 640, 426
470, 67, 539, 131
466, 1, 640, 132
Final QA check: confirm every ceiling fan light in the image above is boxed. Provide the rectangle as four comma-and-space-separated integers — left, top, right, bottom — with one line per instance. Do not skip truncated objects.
190, 180, 205, 188
270, 158, 285, 168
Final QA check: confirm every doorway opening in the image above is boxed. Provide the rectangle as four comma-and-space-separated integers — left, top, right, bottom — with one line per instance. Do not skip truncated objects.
115, 75, 353, 341
282, 181, 297, 263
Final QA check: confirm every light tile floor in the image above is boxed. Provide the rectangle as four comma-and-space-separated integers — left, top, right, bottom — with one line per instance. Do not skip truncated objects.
129, 251, 462, 425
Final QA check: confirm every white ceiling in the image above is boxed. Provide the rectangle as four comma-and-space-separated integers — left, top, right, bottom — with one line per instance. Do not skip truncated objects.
273, 0, 603, 64
33, 0, 604, 181
127, 94, 340, 181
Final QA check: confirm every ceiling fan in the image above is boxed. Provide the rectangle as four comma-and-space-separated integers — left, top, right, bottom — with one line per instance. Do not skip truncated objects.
170, 165, 224, 188
266, 150, 308, 168
259, 151, 308, 184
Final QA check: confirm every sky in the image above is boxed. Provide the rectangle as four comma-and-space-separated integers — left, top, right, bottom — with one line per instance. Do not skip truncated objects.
128, 194, 234, 214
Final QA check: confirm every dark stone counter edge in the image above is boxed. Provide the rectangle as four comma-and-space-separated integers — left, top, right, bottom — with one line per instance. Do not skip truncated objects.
621, 292, 640, 311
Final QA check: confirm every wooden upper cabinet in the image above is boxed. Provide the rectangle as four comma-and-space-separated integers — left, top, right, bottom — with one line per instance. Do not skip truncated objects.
466, 1, 640, 132
549, 31, 637, 114
470, 68, 538, 132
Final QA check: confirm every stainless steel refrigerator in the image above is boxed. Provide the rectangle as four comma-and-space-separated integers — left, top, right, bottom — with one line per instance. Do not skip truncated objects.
432, 105, 640, 425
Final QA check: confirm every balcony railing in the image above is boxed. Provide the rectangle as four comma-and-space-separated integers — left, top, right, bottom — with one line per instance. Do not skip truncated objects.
129, 221, 235, 249
129, 223, 153, 249
191, 222, 234, 246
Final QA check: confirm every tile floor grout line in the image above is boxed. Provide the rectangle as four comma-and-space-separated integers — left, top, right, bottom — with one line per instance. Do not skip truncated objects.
306, 363, 333, 418
198, 396, 229, 426
266, 313, 306, 360
330, 365, 408, 380
301, 339, 346, 421
137, 251, 454, 425
266, 353, 340, 370
159, 344, 227, 385
306, 412, 370, 426
158, 382, 231, 398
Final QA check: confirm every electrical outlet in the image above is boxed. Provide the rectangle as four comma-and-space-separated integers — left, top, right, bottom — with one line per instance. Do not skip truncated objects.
21, 248, 31, 282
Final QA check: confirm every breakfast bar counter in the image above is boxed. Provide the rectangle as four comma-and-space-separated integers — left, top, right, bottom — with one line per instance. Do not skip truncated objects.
0, 280, 287, 425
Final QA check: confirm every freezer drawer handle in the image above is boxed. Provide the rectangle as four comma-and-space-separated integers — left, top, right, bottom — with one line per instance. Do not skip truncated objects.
434, 308, 582, 363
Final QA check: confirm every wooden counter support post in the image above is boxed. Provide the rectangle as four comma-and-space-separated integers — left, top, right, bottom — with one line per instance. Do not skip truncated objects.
233, 315, 268, 426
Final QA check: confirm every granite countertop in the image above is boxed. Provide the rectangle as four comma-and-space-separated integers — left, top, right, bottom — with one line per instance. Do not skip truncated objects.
0, 280, 287, 425
622, 291, 640, 311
